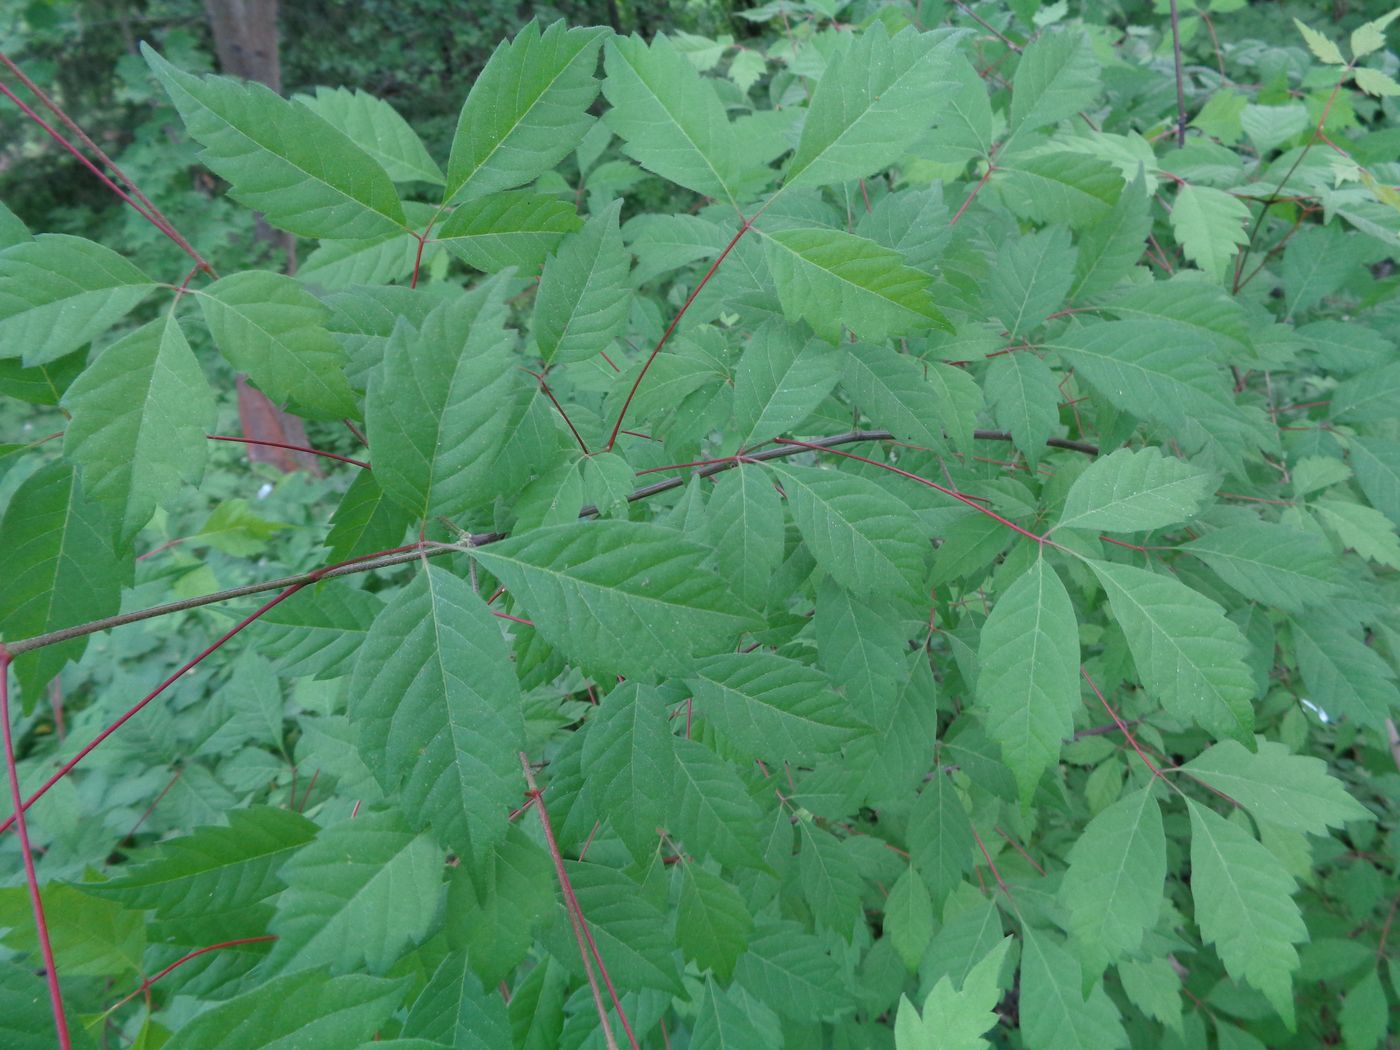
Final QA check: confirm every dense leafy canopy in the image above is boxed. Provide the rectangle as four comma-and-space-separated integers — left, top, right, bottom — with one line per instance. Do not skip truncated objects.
0, 2, 1397, 1049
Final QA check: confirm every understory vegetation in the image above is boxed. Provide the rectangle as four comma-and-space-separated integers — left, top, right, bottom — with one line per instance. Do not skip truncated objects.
0, 1, 1398, 1047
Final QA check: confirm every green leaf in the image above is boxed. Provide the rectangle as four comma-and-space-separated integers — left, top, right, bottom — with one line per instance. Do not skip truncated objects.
676, 864, 753, 980
324, 470, 412, 564
1046, 320, 1245, 458
0, 234, 154, 365
445, 827, 554, 989
1060, 788, 1166, 975
1054, 446, 1215, 534
1187, 800, 1306, 1026
436, 192, 581, 275
1008, 29, 1101, 136
814, 577, 909, 723
768, 462, 927, 600
350, 566, 525, 858
1313, 498, 1400, 569
785, 24, 957, 190
89, 807, 317, 918
533, 199, 630, 365
1294, 20, 1345, 64
144, 45, 405, 239
560, 861, 684, 994
1171, 184, 1250, 282
983, 225, 1076, 338
1071, 170, 1151, 300
1019, 926, 1128, 1050
0, 348, 86, 406
1181, 524, 1339, 613
731, 320, 843, 446
297, 233, 419, 289
0, 461, 126, 701
995, 152, 1123, 229
297, 86, 444, 185
688, 651, 863, 761
1183, 739, 1370, 835
401, 951, 512, 1048
1333, 363, 1400, 424
895, 937, 1010, 1050
445, 21, 607, 203
581, 681, 675, 857
1338, 967, 1388, 1050
977, 558, 1080, 805
0, 962, 90, 1050
508, 957, 568, 1050
692, 977, 782, 1050
267, 809, 443, 974
63, 314, 215, 544
198, 271, 358, 419
1090, 560, 1255, 742
908, 771, 976, 911
732, 920, 855, 1022
797, 821, 864, 938
985, 352, 1060, 467
1353, 66, 1400, 97
844, 343, 983, 454
471, 521, 758, 678
0, 200, 27, 248
366, 283, 530, 518
1350, 9, 1400, 58
1290, 614, 1397, 730
886, 866, 935, 971
761, 225, 949, 342
705, 465, 784, 609
163, 969, 407, 1050
602, 32, 743, 205
1350, 438, 1400, 528
670, 736, 765, 868
0, 884, 143, 979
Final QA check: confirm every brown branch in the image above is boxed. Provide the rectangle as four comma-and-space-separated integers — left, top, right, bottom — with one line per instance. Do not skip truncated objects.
2, 429, 1098, 657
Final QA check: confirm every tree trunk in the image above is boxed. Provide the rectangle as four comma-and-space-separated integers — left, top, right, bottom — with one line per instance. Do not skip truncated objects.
203, 0, 322, 476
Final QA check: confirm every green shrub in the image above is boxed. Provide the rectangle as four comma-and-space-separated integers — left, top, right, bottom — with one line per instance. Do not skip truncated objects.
0, 3, 1396, 1048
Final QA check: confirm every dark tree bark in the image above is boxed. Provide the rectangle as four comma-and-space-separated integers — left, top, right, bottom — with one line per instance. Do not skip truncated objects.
203, 0, 322, 476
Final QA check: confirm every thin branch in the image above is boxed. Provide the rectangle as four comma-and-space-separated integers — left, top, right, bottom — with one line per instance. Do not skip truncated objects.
1168, 0, 1188, 147
0, 52, 215, 276
520, 755, 631, 1050
606, 219, 752, 450
207, 434, 370, 470
5, 430, 1097, 659
0, 653, 70, 1048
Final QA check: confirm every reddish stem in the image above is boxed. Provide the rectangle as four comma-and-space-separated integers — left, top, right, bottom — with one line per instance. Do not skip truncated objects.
0, 584, 304, 837
520, 756, 635, 1050
1, 651, 70, 1048
207, 434, 370, 469
606, 221, 752, 450
1079, 667, 1171, 787
773, 437, 1046, 544
950, 164, 995, 225
104, 936, 276, 1018
525, 371, 589, 454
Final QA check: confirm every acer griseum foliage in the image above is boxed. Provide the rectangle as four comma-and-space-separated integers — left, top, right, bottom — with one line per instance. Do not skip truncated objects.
0, 5, 1397, 1049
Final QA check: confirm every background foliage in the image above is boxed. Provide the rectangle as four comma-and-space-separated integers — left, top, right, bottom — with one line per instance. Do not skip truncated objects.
1, 1, 1398, 1048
